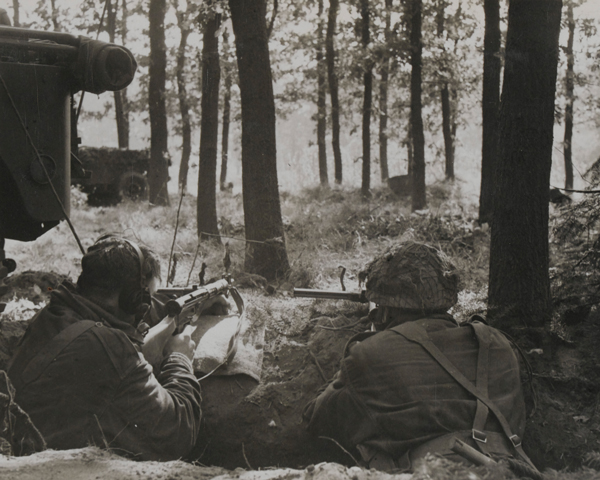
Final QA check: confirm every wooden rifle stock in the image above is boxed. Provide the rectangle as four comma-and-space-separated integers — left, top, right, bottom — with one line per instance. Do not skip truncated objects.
293, 288, 369, 303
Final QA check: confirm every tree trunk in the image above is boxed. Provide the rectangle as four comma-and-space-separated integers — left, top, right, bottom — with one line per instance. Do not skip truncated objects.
437, 1, 454, 181
197, 12, 222, 242
12, 0, 19, 26
478, 0, 501, 224
488, 0, 562, 330
148, 0, 170, 206
409, 0, 426, 211
563, 2, 574, 191
316, 0, 328, 186
406, 125, 414, 176
49, 0, 59, 31
107, 0, 130, 150
220, 31, 232, 191
379, 0, 392, 183
176, 7, 193, 192
360, 0, 372, 198
326, 0, 343, 184
229, 0, 290, 280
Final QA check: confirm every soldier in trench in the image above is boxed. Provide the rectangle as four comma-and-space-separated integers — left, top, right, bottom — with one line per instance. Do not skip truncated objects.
304, 241, 537, 473
6, 236, 224, 461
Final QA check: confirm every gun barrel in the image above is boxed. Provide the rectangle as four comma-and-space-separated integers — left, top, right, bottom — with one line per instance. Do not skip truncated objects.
156, 286, 198, 297
293, 288, 369, 303
0, 25, 79, 46
165, 278, 230, 316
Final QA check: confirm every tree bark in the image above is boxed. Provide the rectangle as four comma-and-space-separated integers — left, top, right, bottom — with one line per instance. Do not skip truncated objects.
488, 0, 562, 330
49, 0, 59, 31
563, 2, 575, 191
478, 0, 501, 224
229, 0, 290, 280
409, 0, 426, 211
197, 12, 222, 242
148, 0, 170, 206
436, 1, 454, 181
316, 0, 328, 186
175, 5, 193, 192
360, 0, 372, 198
107, 0, 130, 150
220, 30, 233, 191
326, 0, 343, 184
379, 0, 392, 183
12, 0, 19, 26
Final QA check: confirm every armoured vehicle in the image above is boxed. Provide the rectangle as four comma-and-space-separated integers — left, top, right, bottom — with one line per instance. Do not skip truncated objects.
73, 147, 150, 205
0, 21, 137, 309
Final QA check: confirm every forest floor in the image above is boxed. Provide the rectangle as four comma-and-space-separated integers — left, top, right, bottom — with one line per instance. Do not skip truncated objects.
2, 183, 600, 479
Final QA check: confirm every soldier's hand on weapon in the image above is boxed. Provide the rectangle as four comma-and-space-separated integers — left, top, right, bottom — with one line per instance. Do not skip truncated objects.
164, 330, 196, 361
196, 294, 232, 317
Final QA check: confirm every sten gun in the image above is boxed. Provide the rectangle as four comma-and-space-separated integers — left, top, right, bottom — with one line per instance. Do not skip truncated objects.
144, 276, 245, 369
157, 277, 235, 319
293, 288, 369, 303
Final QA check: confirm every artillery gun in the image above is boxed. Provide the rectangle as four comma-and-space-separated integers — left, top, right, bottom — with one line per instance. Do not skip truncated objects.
0, 21, 137, 310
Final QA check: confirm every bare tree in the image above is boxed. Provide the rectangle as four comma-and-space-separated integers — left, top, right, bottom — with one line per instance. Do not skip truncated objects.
197, 10, 221, 242
148, 0, 170, 205
326, 0, 343, 184
12, 0, 20, 26
563, 2, 575, 190
478, 0, 501, 224
488, 0, 562, 330
316, 0, 328, 186
360, 0, 372, 197
220, 29, 233, 191
107, 0, 130, 149
409, 0, 426, 211
229, 0, 290, 280
436, 0, 455, 181
174, 0, 195, 192
378, 0, 392, 183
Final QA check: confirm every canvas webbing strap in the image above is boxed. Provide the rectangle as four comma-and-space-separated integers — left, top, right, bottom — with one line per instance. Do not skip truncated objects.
21, 320, 99, 385
390, 322, 538, 471
470, 322, 492, 454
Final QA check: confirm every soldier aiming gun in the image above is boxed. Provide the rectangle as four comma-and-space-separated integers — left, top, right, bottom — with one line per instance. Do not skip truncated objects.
303, 241, 538, 475
8, 236, 232, 461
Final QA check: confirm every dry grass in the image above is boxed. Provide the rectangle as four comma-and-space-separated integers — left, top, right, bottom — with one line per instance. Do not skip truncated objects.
5, 183, 489, 309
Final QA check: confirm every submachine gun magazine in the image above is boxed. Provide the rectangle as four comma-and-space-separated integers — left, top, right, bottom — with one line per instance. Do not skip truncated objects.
293, 288, 369, 303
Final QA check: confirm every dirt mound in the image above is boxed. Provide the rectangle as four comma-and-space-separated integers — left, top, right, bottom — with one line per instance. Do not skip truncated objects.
0, 271, 68, 305
190, 299, 370, 469
0, 447, 415, 480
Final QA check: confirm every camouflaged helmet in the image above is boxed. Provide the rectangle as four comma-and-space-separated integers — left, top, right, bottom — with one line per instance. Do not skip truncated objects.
363, 241, 458, 312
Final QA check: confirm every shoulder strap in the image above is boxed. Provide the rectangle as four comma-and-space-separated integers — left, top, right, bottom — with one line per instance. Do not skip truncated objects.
470, 322, 492, 454
20, 320, 99, 386
389, 322, 538, 471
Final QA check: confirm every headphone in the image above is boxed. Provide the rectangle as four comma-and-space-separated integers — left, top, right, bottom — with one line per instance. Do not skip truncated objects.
93, 234, 150, 317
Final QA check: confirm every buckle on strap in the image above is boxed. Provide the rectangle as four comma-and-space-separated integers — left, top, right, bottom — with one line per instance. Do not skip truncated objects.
472, 429, 487, 443
510, 435, 522, 448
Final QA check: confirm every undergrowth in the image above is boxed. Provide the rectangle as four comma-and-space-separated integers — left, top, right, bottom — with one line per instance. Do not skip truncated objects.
6, 183, 489, 313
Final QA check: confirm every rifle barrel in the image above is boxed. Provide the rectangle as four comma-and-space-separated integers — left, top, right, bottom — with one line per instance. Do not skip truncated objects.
293, 288, 368, 303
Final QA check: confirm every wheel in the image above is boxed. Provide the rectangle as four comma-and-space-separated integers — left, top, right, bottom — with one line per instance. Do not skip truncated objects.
119, 172, 148, 201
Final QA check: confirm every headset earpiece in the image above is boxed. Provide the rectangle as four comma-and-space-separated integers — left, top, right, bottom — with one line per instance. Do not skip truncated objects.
93, 234, 148, 315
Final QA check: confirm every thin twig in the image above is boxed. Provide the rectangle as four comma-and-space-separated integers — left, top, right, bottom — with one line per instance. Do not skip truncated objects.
318, 436, 359, 465
167, 190, 186, 285
186, 243, 201, 287
199, 231, 275, 245
347, 203, 382, 222
93, 414, 110, 450
308, 349, 327, 382
241, 442, 253, 470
